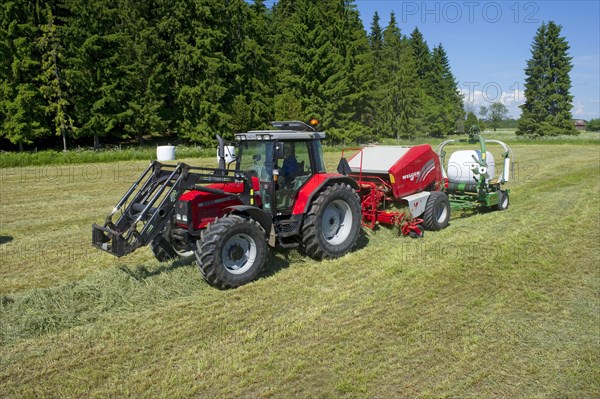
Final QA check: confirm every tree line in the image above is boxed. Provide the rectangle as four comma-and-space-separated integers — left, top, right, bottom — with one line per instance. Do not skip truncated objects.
1, 1, 578, 152
1, 0, 464, 151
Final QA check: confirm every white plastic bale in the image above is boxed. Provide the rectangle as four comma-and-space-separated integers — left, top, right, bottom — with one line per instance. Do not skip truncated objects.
447, 150, 495, 183
156, 145, 176, 161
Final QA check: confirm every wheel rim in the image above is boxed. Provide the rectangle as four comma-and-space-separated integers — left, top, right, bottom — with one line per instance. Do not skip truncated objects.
221, 233, 257, 274
321, 199, 353, 245
501, 194, 508, 209
435, 202, 448, 224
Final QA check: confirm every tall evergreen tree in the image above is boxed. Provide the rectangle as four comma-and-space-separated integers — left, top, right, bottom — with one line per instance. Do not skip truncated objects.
271, 0, 371, 143
517, 21, 576, 136
426, 44, 463, 136
171, 0, 232, 145
226, 0, 272, 133
0, 0, 48, 151
63, 0, 132, 149
372, 13, 424, 140
116, 0, 167, 144
375, 12, 404, 139
38, 7, 72, 151
368, 11, 383, 57
324, 0, 373, 142
408, 27, 431, 82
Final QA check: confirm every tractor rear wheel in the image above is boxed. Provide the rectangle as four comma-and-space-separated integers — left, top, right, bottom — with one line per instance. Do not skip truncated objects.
195, 215, 268, 289
498, 190, 509, 210
422, 191, 451, 231
301, 183, 361, 259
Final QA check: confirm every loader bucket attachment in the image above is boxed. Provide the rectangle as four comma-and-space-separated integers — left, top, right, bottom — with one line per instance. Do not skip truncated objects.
92, 223, 138, 257
92, 161, 190, 257
92, 160, 248, 258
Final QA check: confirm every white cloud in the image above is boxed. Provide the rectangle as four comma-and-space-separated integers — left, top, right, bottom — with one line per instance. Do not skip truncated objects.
460, 87, 523, 118
573, 101, 585, 116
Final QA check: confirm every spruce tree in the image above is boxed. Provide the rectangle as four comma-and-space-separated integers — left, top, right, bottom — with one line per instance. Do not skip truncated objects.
270, 0, 371, 143
368, 12, 383, 57
426, 44, 463, 136
323, 0, 373, 142
465, 111, 481, 132
62, 0, 131, 149
517, 21, 576, 136
374, 12, 423, 140
0, 0, 48, 150
38, 7, 72, 151
226, 0, 272, 133
409, 28, 431, 82
116, 0, 167, 144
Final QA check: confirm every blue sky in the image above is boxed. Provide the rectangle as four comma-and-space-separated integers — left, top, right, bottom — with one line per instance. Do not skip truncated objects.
352, 0, 600, 119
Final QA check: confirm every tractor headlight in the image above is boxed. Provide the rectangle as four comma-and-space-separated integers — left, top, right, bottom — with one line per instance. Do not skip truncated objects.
176, 214, 181, 221
182, 214, 188, 222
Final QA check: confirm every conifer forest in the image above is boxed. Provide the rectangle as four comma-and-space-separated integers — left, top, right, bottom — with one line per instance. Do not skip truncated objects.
0, 0, 465, 150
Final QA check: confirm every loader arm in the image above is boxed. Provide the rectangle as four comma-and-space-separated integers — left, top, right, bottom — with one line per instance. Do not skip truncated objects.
92, 161, 249, 257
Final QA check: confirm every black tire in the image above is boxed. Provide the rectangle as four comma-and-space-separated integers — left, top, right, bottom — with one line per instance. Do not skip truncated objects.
498, 190, 509, 211
195, 215, 268, 289
150, 223, 194, 262
422, 191, 451, 231
150, 234, 177, 262
301, 183, 362, 260
409, 225, 425, 239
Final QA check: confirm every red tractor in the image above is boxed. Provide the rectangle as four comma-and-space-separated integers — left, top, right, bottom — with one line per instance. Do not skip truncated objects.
93, 121, 450, 288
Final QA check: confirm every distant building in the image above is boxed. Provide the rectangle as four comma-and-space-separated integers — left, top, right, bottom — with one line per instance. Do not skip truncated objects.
574, 120, 587, 131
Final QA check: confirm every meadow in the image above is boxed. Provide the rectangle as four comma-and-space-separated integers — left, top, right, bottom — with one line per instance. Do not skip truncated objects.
0, 137, 598, 398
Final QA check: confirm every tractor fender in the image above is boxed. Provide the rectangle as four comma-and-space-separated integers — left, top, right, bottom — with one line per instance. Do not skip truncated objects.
292, 173, 359, 215
226, 205, 272, 234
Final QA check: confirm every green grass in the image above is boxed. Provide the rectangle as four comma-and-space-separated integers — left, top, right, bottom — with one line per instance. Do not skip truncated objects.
2, 129, 597, 169
0, 145, 219, 168
378, 129, 600, 146
0, 145, 599, 397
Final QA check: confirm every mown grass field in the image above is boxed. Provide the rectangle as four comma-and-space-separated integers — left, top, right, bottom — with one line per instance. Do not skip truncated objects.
0, 141, 599, 398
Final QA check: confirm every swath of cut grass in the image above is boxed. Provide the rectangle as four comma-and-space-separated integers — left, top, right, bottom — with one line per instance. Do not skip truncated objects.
0, 144, 599, 398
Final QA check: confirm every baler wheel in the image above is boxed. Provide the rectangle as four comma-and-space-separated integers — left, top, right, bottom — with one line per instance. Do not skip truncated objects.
409, 225, 425, 239
422, 191, 451, 231
498, 190, 509, 211
195, 215, 267, 289
301, 183, 362, 259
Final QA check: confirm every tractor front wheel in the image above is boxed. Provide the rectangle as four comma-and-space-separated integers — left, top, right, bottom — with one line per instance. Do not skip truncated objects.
301, 183, 362, 259
422, 191, 451, 231
151, 223, 195, 262
195, 215, 268, 289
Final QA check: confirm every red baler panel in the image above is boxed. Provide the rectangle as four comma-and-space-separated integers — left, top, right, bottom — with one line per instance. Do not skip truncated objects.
388, 144, 442, 198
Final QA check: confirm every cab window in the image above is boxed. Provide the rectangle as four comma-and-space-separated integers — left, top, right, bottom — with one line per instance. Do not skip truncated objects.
237, 141, 273, 181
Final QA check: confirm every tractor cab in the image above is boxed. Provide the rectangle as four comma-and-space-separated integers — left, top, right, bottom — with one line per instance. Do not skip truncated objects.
234, 121, 327, 215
